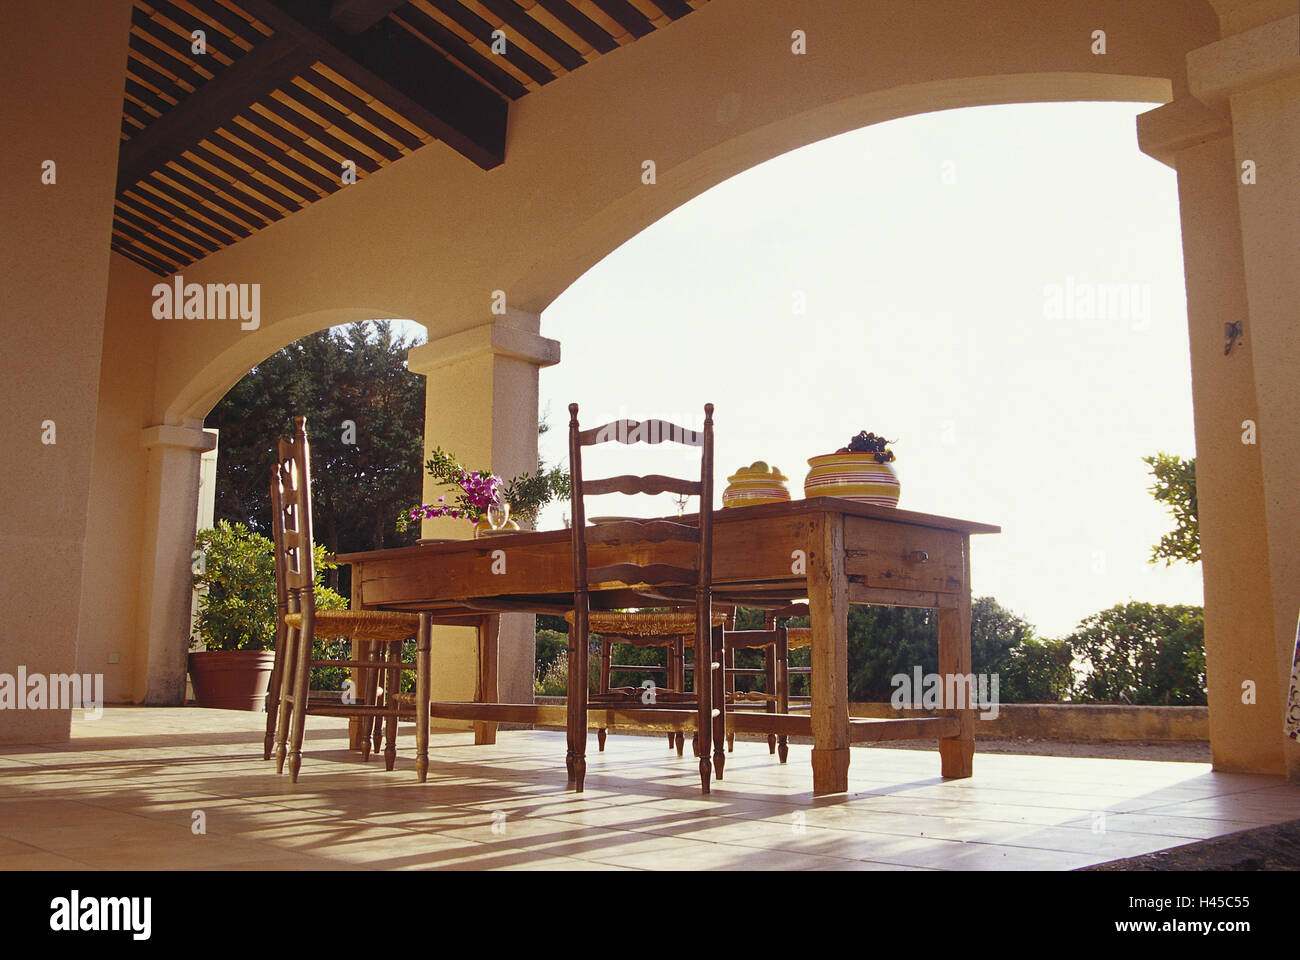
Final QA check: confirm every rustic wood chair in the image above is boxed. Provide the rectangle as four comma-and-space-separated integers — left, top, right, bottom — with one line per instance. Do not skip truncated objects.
266, 416, 431, 782
567, 608, 730, 756
567, 402, 720, 793
682, 603, 809, 762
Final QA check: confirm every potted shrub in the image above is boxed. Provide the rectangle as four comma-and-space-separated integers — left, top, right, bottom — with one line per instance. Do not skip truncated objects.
804, 430, 901, 507
190, 520, 346, 711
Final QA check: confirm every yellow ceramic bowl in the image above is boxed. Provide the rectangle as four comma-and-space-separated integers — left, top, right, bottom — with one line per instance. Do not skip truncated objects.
722, 462, 791, 507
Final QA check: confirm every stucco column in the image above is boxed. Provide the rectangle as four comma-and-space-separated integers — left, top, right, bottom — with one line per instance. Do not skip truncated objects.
1137, 12, 1300, 778
1185, 14, 1300, 779
405, 311, 561, 725
0, 0, 132, 742
136, 424, 218, 704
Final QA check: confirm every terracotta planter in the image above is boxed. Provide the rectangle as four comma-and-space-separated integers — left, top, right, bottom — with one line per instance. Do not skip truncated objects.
803, 452, 901, 507
188, 650, 276, 711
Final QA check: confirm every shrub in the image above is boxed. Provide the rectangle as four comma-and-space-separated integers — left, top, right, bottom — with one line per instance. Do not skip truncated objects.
996, 638, 1075, 703
192, 520, 348, 689
1067, 601, 1206, 705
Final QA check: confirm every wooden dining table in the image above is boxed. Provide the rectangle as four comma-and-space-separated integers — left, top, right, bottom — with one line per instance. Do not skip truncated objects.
335, 497, 999, 795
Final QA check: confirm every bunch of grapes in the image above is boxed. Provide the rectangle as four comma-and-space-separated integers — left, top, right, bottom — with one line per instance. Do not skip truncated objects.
839, 431, 896, 462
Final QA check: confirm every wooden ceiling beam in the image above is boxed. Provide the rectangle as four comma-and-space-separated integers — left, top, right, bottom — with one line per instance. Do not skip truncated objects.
238, 0, 507, 169
117, 33, 317, 191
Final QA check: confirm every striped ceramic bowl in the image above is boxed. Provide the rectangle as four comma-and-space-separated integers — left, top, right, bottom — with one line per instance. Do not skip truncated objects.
803, 452, 900, 507
721, 463, 791, 507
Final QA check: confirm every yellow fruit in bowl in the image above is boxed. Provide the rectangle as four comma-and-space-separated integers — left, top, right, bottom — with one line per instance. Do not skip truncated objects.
750, 460, 769, 473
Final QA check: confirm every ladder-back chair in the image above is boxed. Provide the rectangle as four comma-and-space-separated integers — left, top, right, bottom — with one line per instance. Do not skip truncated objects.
567, 402, 720, 793
267, 416, 431, 782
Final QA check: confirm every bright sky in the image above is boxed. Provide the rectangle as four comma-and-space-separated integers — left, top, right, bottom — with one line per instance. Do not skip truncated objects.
391, 100, 1203, 639
532, 100, 1203, 640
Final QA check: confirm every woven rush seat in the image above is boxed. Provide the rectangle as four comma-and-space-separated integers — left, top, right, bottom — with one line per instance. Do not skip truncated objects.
566, 610, 727, 637
283, 610, 420, 644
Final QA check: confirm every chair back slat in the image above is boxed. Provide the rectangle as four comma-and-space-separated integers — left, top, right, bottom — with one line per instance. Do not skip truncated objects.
584, 475, 702, 497
723, 626, 786, 651
578, 418, 705, 447
270, 417, 316, 594
568, 402, 714, 595
588, 562, 700, 586
584, 519, 699, 545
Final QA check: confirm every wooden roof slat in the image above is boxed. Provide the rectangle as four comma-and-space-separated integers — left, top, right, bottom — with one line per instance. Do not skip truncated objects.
130, 9, 220, 83
125, 181, 237, 248
206, 128, 317, 203
139, 171, 246, 241
182, 0, 269, 44
255, 95, 383, 172
125, 49, 195, 104
190, 140, 304, 211
425, 0, 556, 85
118, 193, 227, 254
643, 0, 691, 19
109, 226, 187, 272
242, 105, 363, 187
588, 0, 654, 38
142, 0, 249, 61
227, 113, 340, 192
533, 0, 618, 55
302, 69, 426, 149
113, 206, 209, 262
126, 31, 204, 92
280, 84, 404, 162
122, 97, 158, 129
157, 163, 266, 232
234, 0, 507, 168
394, 3, 528, 100
124, 77, 178, 118
118, 34, 318, 192
474, 0, 587, 70
172, 150, 285, 221
113, 0, 710, 269
111, 238, 179, 275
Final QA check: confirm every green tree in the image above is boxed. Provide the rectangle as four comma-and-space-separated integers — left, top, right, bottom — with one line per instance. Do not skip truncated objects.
205, 321, 428, 592
997, 638, 1075, 703
1067, 601, 1206, 705
1144, 452, 1199, 564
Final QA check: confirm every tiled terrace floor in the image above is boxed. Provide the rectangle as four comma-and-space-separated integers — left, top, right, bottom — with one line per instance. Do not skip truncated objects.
1, 707, 1297, 870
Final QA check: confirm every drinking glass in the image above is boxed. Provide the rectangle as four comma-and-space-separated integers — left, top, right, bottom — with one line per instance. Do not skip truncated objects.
487, 497, 511, 531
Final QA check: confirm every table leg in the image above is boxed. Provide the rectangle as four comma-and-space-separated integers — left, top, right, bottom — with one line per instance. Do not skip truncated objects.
416, 613, 431, 783
809, 514, 850, 795
474, 615, 499, 745
938, 542, 974, 778
348, 565, 366, 751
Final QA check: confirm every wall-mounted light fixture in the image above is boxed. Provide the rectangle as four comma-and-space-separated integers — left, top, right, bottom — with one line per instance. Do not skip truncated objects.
1224, 321, 1244, 356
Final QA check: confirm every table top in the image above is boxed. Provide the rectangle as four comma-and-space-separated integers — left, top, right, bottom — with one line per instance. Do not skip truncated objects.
335, 497, 999, 565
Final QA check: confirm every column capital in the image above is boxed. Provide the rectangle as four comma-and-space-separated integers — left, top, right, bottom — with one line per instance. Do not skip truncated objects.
1188, 14, 1300, 105
140, 423, 218, 453
1136, 98, 1233, 166
407, 314, 560, 376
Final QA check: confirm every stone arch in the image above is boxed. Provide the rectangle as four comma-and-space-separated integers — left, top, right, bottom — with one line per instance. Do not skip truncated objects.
510, 72, 1175, 318
165, 307, 425, 424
